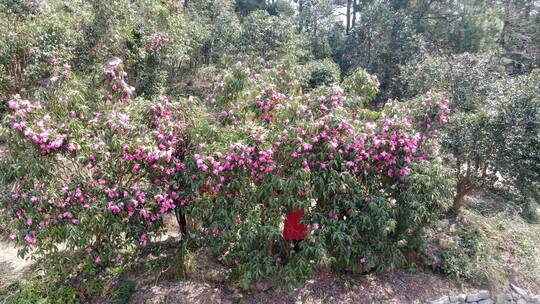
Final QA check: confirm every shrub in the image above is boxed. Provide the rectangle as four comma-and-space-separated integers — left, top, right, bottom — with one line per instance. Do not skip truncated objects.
342, 68, 381, 105
438, 228, 489, 284
302, 59, 341, 89
188, 63, 454, 286
310, 35, 332, 60
0, 3, 84, 98
492, 70, 540, 208
237, 10, 308, 64
0, 59, 197, 265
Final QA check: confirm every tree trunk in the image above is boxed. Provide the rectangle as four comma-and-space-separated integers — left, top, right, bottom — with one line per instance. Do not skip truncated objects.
176, 207, 187, 235
453, 178, 474, 210
346, 0, 352, 35
452, 191, 467, 210
351, 0, 358, 29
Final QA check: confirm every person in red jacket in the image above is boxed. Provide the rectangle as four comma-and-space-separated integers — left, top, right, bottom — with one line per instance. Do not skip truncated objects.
283, 209, 308, 252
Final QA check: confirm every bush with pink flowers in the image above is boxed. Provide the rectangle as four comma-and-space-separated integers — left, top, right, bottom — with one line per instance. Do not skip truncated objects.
0, 59, 198, 265
1, 58, 453, 286
187, 64, 454, 285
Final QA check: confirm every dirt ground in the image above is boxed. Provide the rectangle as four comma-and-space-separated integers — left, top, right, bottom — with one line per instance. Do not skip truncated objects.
127, 215, 469, 303
0, 218, 465, 303
130, 268, 468, 304
0, 239, 31, 281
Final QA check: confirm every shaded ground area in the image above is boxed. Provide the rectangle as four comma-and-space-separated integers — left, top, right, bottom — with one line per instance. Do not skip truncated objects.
130, 269, 467, 304
118, 192, 540, 303
426, 191, 540, 293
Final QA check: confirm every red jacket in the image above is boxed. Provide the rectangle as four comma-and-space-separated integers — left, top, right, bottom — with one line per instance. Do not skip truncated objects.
283, 209, 307, 240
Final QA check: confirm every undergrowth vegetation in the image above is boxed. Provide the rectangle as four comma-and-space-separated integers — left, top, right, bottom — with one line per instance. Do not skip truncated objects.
428, 193, 540, 288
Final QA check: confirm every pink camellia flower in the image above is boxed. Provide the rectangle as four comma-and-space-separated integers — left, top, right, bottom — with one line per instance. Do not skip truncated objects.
66, 143, 77, 152
8, 100, 18, 110
107, 202, 121, 214
140, 233, 149, 247
24, 232, 36, 245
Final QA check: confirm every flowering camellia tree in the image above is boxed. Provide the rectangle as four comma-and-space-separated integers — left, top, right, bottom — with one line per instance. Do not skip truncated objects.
188, 63, 454, 285
0, 59, 197, 266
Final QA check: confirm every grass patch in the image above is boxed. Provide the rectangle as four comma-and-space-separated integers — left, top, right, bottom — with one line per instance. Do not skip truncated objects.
428, 192, 540, 289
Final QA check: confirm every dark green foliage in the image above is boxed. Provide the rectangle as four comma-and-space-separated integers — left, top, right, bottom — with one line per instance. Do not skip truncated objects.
401, 54, 540, 210
235, 0, 266, 15
438, 228, 489, 284
115, 280, 136, 304
302, 59, 341, 88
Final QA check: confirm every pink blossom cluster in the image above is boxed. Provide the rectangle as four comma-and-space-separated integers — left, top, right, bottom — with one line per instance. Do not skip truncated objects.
421, 92, 451, 125
5, 189, 81, 246
7, 94, 69, 155
313, 86, 347, 112
49, 63, 71, 84
342, 119, 421, 178
120, 97, 189, 179
195, 144, 276, 193
255, 87, 287, 122
3, 63, 193, 261
201, 74, 451, 197
105, 58, 135, 102
144, 33, 170, 52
